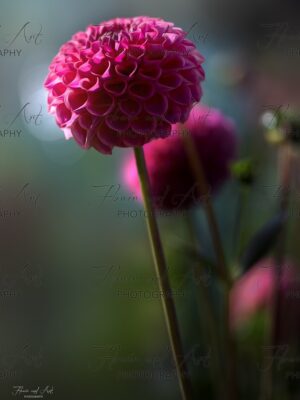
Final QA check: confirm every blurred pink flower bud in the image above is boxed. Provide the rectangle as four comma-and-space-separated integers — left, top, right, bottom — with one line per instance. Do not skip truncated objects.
122, 104, 237, 210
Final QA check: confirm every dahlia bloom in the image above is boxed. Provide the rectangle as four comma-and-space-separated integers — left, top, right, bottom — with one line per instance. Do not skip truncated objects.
44, 16, 205, 154
230, 258, 300, 341
122, 104, 237, 210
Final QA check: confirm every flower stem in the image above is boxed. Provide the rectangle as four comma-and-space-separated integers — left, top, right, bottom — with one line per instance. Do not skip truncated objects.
261, 144, 293, 400
272, 144, 292, 344
134, 146, 193, 400
181, 130, 231, 287
181, 130, 237, 400
233, 185, 250, 263
185, 212, 225, 400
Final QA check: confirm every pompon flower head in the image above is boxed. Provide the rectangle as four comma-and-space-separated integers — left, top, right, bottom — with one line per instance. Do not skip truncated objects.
122, 104, 237, 210
230, 258, 300, 342
44, 16, 205, 154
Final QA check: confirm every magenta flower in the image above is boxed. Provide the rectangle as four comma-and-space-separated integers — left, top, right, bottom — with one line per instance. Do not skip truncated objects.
122, 104, 237, 210
230, 258, 300, 341
44, 16, 205, 154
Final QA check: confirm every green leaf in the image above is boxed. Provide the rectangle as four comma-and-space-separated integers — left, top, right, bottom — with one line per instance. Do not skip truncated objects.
240, 212, 287, 271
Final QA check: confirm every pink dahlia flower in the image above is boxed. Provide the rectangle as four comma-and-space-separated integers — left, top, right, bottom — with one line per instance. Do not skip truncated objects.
230, 258, 300, 342
122, 104, 237, 210
44, 16, 205, 154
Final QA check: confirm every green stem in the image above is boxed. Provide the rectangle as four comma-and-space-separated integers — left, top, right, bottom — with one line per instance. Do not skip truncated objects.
272, 144, 292, 344
261, 144, 293, 400
185, 212, 225, 400
134, 147, 193, 400
233, 185, 250, 264
181, 129, 237, 400
181, 130, 231, 287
